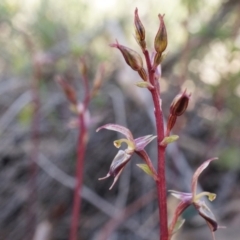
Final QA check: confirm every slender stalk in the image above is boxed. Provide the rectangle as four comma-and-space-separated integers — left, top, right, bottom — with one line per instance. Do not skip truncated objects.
69, 110, 87, 240
144, 50, 168, 240
69, 67, 90, 240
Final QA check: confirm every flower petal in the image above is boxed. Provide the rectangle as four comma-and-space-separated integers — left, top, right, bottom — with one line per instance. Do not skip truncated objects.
99, 150, 132, 190
109, 150, 132, 176
191, 157, 218, 197
194, 200, 218, 232
109, 168, 124, 190
96, 124, 134, 141
169, 190, 192, 202
134, 135, 156, 151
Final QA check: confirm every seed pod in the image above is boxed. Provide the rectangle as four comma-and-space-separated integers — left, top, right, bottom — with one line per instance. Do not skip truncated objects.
170, 91, 190, 116
110, 40, 143, 71
154, 14, 168, 55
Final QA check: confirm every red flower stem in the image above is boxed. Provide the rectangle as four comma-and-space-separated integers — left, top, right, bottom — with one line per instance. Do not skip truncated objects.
144, 50, 168, 240
69, 72, 90, 240
69, 110, 87, 240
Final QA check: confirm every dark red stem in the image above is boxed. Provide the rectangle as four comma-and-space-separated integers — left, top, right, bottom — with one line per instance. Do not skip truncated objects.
69, 71, 90, 240
144, 50, 168, 240
69, 110, 87, 240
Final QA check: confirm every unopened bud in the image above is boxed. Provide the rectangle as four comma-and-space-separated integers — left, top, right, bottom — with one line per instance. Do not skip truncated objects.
55, 76, 78, 106
154, 14, 167, 55
170, 91, 190, 116
134, 8, 146, 50
110, 40, 143, 71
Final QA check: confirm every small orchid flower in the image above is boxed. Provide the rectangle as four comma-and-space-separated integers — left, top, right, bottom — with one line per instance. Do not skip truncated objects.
169, 157, 219, 240
96, 124, 157, 189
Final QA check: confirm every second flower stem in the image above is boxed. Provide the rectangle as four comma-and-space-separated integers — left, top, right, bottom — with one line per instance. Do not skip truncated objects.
69, 111, 87, 240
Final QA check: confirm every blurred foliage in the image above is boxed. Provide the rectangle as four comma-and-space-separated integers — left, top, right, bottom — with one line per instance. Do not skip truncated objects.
18, 103, 33, 126
0, 0, 240, 239
0, 0, 239, 185
219, 147, 240, 170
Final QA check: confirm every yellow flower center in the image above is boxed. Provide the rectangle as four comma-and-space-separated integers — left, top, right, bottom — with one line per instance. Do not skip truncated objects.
113, 139, 135, 151
193, 191, 216, 202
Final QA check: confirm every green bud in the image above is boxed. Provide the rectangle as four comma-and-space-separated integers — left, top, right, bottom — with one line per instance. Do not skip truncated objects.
110, 40, 143, 71
154, 14, 168, 55
134, 8, 146, 50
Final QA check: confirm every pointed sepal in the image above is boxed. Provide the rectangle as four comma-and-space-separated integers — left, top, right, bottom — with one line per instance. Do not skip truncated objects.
194, 200, 218, 232
134, 135, 156, 151
192, 157, 218, 198
99, 150, 132, 190
96, 124, 134, 141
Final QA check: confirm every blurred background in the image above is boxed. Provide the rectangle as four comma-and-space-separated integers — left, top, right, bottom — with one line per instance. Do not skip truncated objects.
0, 0, 240, 239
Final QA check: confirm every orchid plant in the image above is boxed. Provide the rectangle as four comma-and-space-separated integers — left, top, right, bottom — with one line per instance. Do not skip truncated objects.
97, 8, 221, 240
